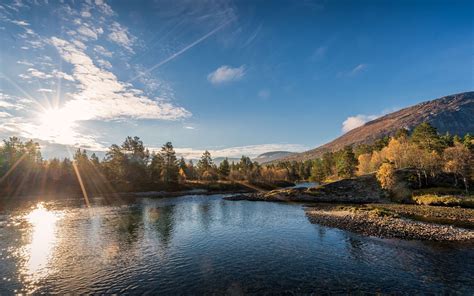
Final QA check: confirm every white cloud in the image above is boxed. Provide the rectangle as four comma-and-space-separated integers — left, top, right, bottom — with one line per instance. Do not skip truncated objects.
172, 143, 308, 160
94, 45, 112, 57
21, 68, 52, 79
72, 39, 87, 50
11, 19, 29, 26
50, 37, 190, 121
107, 21, 134, 52
208, 65, 245, 84
342, 114, 378, 133
77, 25, 99, 40
0, 111, 12, 118
52, 70, 75, 81
97, 58, 112, 69
19, 68, 75, 81
37, 88, 53, 93
94, 0, 114, 16
184, 126, 195, 130
17, 60, 33, 66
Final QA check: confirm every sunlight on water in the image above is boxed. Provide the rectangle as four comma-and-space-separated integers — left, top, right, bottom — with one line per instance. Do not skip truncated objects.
18, 203, 63, 293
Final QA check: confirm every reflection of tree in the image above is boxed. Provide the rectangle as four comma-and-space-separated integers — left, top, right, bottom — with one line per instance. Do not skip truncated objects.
151, 205, 176, 247
116, 208, 143, 245
346, 236, 365, 261
198, 202, 212, 231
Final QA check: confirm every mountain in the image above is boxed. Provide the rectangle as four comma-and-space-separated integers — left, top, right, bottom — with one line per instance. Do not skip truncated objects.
213, 157, 241, 165
270, 91, 474, 163
253, 151, 295, 163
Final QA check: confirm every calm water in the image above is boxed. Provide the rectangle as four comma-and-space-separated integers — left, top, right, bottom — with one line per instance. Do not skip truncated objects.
0, 194, 473, 294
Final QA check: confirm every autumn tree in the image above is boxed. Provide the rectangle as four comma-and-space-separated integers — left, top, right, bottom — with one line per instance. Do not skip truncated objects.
443, 143, 472, 191
357, 153, 372, 175
376, 162, 396, 190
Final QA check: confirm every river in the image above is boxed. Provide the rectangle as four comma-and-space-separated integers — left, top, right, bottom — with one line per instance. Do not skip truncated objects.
0, 194, 473, 294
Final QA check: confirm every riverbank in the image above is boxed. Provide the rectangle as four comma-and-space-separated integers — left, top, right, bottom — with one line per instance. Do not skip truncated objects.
0, 180, 295, 201
305, 204, 474, 241
225, 174, 384, 203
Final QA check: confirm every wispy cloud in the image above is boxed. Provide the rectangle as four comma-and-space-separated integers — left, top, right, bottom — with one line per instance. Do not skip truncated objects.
258, 89, 270, 99
310, 45, 327, 61
349, 63, 367, 76
338, 63, 368, 78
107, 21, 135, 52
208, 65, 245, 84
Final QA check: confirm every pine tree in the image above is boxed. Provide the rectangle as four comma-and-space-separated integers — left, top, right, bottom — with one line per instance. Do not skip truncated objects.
336, 146, 358, 178
197, 150, 213, 175
160, 142, 178, 183
310, 159, 326, 183
218, 158, 230, 177
411, 122, 443, 152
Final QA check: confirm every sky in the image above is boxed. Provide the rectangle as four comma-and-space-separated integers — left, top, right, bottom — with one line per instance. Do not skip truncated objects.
0, 0, 472, 159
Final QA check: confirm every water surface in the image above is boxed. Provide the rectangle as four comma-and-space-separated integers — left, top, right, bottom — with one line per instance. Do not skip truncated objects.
0, 194, 473, 294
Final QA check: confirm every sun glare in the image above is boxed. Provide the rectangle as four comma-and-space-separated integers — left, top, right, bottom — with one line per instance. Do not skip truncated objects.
18, 203, 64, 293
35, 108, 78, 144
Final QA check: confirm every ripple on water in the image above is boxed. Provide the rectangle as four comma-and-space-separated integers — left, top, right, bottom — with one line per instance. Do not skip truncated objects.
0, 195, 473, 294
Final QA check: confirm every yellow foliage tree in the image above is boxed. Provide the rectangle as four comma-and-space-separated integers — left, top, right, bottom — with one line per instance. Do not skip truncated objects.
376, 162, 396, 190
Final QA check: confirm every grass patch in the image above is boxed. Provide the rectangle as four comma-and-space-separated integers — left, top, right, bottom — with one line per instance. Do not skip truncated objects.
413, 194, 474, 208
336, 205, 399, 218
412, 187, 466, 196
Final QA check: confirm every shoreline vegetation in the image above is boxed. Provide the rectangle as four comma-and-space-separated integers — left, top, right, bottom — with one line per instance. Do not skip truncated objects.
1, 122, 473, 241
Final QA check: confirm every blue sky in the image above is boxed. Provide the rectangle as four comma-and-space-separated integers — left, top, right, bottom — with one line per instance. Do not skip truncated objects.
0, 0, 472, 159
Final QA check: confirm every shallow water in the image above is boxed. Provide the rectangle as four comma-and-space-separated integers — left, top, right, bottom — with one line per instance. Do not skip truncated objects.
0, 194, 473, 294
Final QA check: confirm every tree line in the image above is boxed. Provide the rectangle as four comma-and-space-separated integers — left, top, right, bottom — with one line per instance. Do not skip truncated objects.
0, 122, 472, 196
0, 136, 302, 195
308, 123, 473, 191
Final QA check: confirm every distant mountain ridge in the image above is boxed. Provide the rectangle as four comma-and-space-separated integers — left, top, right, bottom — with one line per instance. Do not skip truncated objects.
269, 91, 474, 163
253, 151, 295, 163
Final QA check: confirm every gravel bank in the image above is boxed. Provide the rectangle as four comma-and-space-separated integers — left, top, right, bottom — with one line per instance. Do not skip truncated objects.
305, 205, 474, 241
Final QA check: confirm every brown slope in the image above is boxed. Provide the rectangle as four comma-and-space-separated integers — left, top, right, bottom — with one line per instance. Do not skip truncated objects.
273, 91, 474, 163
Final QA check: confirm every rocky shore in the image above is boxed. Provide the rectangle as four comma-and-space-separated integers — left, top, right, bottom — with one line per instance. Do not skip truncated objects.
226, 174, 384, 203
305, 204, 474, 241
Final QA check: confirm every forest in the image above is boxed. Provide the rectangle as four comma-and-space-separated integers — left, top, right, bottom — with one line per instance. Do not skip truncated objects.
0, 122, 472, 196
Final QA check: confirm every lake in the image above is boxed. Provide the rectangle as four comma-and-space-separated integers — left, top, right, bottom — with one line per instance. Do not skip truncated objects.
0, 194, 473, 294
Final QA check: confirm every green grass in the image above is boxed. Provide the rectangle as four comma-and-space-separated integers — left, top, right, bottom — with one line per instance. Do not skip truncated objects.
413, 194, 474, 208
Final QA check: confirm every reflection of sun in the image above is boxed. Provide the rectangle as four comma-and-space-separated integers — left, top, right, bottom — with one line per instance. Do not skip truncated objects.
19, 203, 64, 293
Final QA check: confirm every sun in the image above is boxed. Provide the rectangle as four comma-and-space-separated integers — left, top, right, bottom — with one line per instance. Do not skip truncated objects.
39, 108, 74, 128
35, 108, 77, 143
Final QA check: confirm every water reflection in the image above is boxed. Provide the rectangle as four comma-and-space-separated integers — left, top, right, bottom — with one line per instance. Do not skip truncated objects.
19, 203, 63, 292
146, 205, 176, 247
0, 195, 472, 294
